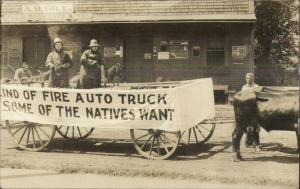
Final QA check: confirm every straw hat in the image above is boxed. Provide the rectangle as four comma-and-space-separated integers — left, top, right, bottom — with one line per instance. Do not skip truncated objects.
53, 37, 63, 47
21, 62, 29, 69
89, 39, 100, 47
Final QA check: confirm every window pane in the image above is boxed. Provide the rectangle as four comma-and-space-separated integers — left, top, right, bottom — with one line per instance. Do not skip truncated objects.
192, 46, 200, 57
160, 41, 168, 52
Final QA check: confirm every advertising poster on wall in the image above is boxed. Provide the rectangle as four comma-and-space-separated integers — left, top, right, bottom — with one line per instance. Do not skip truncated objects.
169, 40, 188, 59
232, 46, 247, 59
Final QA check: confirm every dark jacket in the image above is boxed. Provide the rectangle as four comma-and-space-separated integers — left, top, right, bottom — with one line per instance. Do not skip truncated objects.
80, 49, 103, 77
79, 49, 104, 88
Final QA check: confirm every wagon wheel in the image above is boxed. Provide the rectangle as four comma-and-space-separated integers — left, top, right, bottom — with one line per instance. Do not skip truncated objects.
130, 129, 181, 160
181, 122, 216, 145
56, 126, 94, 141
6, 120, 56, 151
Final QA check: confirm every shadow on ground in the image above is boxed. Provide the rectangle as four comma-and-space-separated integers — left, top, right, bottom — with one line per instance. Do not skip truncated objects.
234, 142, 299, 164
245, 155, 299, 164
8, 138, 298, 163
175, 142, 232, 160
40, 138, 233, 160
261, 142, 298, 154
242, 142, 299, 164
46, 138, 137, 157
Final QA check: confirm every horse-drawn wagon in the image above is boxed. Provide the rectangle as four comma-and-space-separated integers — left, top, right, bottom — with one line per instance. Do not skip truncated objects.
1, 77, 234, 160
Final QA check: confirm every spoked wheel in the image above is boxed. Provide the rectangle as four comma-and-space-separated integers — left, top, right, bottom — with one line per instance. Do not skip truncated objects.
56, 126, 94, 141
130, 129, 181, 160
6, 120, 56, 151
181, 122, 216, 145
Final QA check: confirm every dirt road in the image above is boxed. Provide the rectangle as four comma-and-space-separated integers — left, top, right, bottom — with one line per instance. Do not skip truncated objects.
0, 168, 288, 189
1, 106, 299, 188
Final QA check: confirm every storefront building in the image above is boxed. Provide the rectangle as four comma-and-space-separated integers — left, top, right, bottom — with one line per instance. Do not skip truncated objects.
1, 0, 256, 91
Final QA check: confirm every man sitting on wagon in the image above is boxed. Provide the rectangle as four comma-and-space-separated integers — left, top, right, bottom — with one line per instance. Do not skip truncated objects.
14, 62, 32, 82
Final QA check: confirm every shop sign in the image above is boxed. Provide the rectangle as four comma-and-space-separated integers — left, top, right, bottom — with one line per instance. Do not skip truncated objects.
22, 3, 73, 14
22, 3, 73, 21
158, 52, 169, 60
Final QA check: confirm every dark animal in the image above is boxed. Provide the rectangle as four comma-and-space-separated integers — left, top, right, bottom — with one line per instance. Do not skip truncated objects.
106, 62, 123, 83
68, 63, 124, 88
232, 88, 299, 161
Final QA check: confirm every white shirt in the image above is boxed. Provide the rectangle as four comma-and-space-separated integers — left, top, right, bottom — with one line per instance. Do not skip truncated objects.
241, 83, 262, 91
14, 68, 32, 81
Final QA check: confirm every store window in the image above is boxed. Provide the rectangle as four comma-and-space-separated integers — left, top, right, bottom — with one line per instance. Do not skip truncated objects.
207, 39, 225, 66
192, 46, 200, 57
160, 41, 168, 52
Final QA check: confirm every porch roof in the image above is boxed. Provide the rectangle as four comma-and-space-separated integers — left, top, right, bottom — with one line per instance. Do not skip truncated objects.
1, 0, 256, 25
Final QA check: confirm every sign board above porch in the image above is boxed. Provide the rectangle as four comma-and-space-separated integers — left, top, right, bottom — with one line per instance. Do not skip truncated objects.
2, 0, 256, 25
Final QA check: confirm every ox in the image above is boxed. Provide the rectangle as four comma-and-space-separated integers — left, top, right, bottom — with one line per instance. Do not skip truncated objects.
68, 62, 124, 88
232, 87, 299, 161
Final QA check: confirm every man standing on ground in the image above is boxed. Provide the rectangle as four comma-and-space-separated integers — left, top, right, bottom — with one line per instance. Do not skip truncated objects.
79, 39, 106, 89
46, 37, 73, 88
241, 73, 262, 91
241, 73, 262, 151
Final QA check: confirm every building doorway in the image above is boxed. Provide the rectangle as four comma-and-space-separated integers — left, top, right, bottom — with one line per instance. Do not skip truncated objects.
23, 36, 51, 70
124, 35, 153, 82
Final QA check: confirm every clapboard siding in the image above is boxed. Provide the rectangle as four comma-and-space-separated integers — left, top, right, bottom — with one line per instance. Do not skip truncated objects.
1, 22, 254, 89
2, 0, 254, 15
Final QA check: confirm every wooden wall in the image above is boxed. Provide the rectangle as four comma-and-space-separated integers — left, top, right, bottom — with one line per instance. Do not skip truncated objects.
122, 23, 254, 89
1, 23, 254, 89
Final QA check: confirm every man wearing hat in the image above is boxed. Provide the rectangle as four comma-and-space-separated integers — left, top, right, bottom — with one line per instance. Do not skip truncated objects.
79, 39, 106, 89
45, 37, 73, 88
14, 62, 32, 82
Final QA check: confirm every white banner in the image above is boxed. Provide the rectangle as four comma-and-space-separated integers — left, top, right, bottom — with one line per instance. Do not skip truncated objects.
0, 78, 215, 131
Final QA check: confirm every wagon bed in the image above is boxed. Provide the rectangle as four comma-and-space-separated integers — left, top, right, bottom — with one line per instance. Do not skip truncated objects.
3, 80, 234, 160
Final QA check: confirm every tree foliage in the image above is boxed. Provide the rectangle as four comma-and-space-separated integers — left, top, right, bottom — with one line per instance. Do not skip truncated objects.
254, 0, 299, 67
